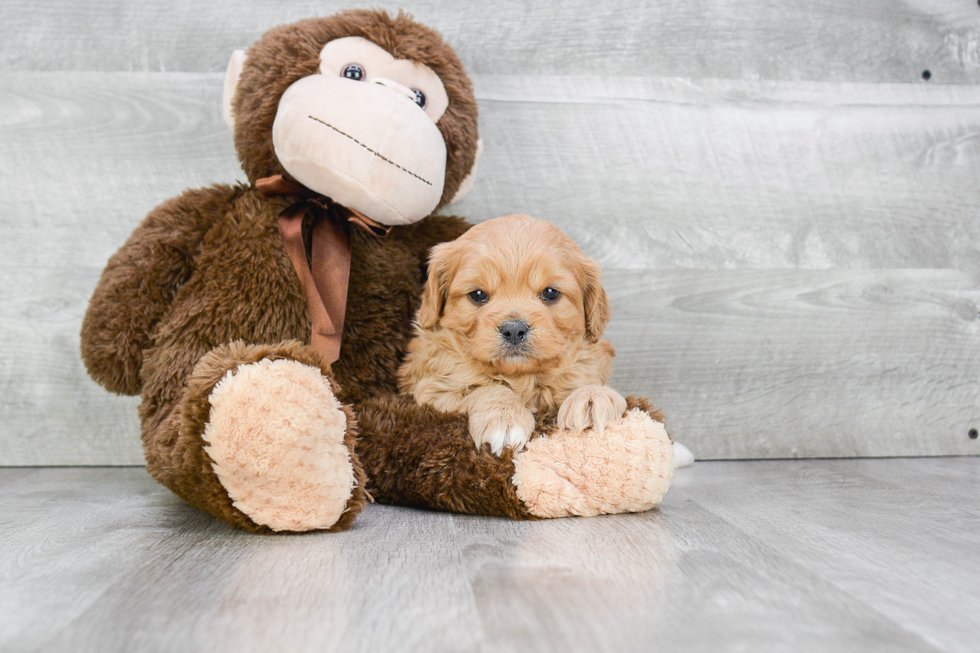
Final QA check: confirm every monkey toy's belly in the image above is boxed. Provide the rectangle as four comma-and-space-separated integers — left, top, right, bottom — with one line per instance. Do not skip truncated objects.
139, 191, 424, 410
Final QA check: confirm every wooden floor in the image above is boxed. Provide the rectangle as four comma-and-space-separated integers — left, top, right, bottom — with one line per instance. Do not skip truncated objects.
2, 459, 978, 652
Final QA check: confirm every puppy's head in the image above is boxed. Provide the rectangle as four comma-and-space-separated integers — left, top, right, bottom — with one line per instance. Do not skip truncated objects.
419, 214, 610, 375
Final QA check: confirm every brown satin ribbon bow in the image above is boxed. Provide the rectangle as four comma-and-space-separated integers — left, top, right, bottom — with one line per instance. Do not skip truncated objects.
256, 174, 391, 364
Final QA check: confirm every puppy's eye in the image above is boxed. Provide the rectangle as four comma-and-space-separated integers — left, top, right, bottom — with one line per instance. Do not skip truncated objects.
541, 287, 561, 302
469, 289, 489, 305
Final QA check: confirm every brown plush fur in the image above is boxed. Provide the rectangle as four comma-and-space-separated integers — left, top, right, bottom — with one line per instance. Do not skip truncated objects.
355, 394, 534, 519
80, 184, 240, 395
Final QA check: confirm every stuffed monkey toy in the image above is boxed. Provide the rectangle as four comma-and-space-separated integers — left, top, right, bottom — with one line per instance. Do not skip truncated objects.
80, 10, 674, 533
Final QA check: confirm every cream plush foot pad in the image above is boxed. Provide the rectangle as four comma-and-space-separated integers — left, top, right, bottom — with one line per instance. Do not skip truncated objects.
513, 409, 674, 518
203, 358, 355, 531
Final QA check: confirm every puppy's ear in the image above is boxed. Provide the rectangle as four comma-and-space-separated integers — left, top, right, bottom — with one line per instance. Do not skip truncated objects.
581, 257, 611, 343
418, 240, 458, 329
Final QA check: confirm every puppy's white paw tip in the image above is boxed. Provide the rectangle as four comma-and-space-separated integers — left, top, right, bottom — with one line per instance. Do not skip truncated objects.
487, 429, 507, 456
485, 425, 530, 456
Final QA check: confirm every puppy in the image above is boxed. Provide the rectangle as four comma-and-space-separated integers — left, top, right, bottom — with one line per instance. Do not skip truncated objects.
398, 214, 627, 455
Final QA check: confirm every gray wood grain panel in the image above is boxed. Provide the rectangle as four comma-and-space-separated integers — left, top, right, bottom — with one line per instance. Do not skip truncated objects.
0, 73, 244, 232
2, 0, 979, 85
606, 268, 980, 459
2, 461, 978, 652
0, 72, 236, 465
2, 71, 979, 463
5, 72, 978, 268
456, 76, 980, 271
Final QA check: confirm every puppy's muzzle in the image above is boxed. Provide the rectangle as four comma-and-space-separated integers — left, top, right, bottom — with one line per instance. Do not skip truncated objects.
499, 319, 530, 348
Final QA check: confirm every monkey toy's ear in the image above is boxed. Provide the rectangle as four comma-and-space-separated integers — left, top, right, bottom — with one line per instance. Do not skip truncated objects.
449, 137, 483, 204
222, 49, 247, 130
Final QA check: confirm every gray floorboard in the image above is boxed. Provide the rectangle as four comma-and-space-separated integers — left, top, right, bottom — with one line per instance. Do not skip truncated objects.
1, 460, 977, 653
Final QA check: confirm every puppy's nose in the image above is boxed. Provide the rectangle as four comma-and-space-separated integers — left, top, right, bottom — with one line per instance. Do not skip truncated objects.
499, 319, 530, 345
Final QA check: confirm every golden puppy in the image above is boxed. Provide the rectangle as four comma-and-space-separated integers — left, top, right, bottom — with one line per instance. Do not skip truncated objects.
398, 214, 627, 455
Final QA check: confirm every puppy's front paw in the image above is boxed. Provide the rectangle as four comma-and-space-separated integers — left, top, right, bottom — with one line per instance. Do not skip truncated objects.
469, 405, 536, 456
557, 385, 628, 434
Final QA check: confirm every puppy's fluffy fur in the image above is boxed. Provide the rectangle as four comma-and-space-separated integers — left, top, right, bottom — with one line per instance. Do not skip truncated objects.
398, 214, 627, 454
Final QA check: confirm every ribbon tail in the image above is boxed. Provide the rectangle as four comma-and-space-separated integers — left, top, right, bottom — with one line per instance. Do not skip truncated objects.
278, 205, 342, 363
308, 216, 351, 364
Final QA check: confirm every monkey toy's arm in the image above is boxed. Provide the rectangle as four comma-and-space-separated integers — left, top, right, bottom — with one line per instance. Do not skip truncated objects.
354, 393, 674, 520
80, 184, 241, 395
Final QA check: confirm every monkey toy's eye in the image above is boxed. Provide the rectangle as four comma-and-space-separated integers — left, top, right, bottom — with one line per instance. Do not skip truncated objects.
342, 63, 365, 81
469, 289, 489, 305
541, 287, 561, 302
412, 89, 426, 108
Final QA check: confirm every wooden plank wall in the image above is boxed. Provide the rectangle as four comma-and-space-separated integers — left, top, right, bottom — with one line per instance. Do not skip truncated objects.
1, 0, 979, 464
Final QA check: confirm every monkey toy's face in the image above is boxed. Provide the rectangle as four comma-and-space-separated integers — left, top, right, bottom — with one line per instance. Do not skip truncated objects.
223, 11, 481, 226
273, 37, 450, 224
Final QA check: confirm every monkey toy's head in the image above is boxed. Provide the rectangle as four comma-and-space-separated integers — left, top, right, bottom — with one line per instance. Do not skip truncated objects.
223, 10, 481, 225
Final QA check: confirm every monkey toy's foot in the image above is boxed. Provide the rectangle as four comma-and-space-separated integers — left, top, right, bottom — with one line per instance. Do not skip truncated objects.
188, 341, 365, 532
512, 399, 674, 518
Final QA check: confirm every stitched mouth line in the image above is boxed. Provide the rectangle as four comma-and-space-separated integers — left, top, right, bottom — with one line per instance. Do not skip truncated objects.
307, 115, 433, 187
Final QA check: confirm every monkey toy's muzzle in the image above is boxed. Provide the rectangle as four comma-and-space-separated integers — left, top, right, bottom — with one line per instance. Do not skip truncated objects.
272, 74, 448, 226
